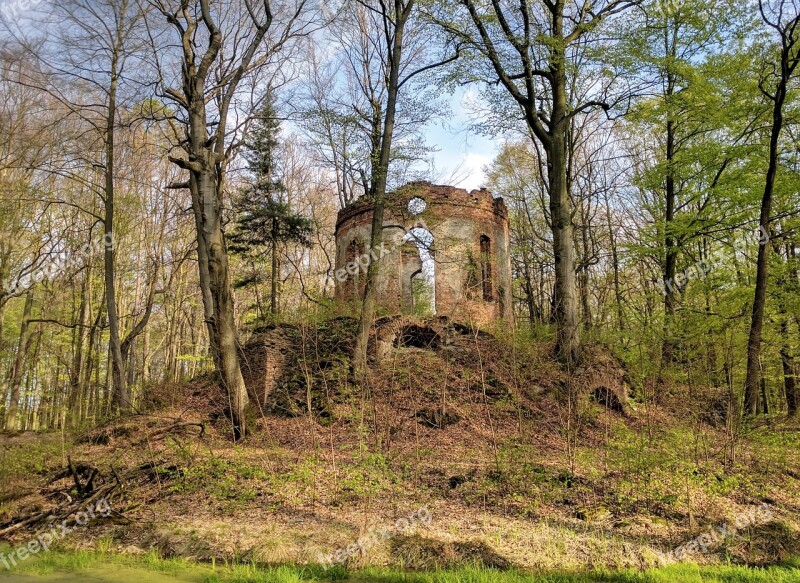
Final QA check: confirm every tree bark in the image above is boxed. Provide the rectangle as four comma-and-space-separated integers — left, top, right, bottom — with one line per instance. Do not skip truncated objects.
780, 318, 798, 416
5, 290, 34, 430
271, 216, 279, 315
578, 197, 592, 331
744, 66, 790, 416
104, 33, 128, 412
352, 0, 410, 380
745, 3, 799, 416
662, 25, 678, 363
548, 4, 580, 365
67, 268, 90, 427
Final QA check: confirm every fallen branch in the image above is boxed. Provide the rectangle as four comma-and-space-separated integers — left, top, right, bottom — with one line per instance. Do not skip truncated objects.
136, 422, 205, 444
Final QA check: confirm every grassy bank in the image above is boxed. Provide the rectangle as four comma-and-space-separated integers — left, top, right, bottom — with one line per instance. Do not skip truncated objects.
2, 549, 799, 583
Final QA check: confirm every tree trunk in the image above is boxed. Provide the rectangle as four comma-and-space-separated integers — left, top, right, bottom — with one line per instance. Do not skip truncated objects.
548, 19, 580, 366
105, 50, 128, 411
195, 161, 250, 440
780, 318, 797, 416
271, 216, 279, 315
744, 74, 788, 416
5, 290, 34, 430
67, 270, 90, 427
662, 61, 678, 363
579, 199, 592, 331
604, 191, 624, 330
352, 2, 409, 380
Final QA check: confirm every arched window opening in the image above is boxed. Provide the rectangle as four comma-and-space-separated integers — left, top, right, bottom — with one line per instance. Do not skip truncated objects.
404, 227, 435, 315
411, 270, 435, 316
480, 235, 493, 302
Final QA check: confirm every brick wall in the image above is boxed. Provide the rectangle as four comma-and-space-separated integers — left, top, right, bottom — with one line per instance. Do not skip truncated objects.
335, 182, 514, 328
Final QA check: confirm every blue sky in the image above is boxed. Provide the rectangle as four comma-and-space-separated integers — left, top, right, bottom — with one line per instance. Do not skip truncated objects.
426, 88, 500, 191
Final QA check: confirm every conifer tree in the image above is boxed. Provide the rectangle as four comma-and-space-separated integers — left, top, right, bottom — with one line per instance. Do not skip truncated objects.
229, 94, 312, 317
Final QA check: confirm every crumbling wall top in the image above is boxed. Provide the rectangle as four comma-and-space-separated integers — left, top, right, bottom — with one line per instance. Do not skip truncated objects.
335, 182, 507, 234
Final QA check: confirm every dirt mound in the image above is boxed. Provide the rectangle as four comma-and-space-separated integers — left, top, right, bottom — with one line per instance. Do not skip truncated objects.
233, 315, 633, 447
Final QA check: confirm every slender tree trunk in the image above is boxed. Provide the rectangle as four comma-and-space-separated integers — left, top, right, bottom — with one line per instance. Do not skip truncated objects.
662, 61, 678, 363
67, 272, 89, 427
105, 49, 128, 411
604, 191, 624, 330
579, 199, 592, 331
523, 263, 540, 328
82, 310, 101, 424
352, 1, 409, 379
271, 216, 279, 315
780, 318, 798, 416
744, 78, 788, 416
5, 290, 34, 430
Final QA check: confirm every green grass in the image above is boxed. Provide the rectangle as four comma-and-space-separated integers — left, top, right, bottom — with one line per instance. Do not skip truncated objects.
1, 549, 798, 583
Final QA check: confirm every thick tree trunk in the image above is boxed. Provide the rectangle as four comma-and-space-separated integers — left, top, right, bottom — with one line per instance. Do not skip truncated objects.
548, 30, 580, 366
5, 290, 34, 430
194, 160, 250, 440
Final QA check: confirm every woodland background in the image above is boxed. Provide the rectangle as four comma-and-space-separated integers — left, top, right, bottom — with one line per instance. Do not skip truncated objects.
0, 0, 799, 435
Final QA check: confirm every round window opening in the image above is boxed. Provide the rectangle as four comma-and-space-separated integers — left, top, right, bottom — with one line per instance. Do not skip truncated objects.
407, 197, 426, 216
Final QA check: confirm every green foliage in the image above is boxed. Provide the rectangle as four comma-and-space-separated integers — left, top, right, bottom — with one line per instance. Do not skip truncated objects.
0, 437, 66, 480
229, 93, 312, 257
170, 454, 268, 507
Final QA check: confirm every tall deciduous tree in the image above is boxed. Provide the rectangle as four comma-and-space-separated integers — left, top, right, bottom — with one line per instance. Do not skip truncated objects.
317, 0, 457, 379
150, 0, 311, 439
3, 0, 147, 410
433, 0, 641, 366
744, 0, 800, 416
626, 0, 747, 364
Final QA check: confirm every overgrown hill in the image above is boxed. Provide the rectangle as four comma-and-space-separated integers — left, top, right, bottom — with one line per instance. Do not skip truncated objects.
1, 317, 799, 572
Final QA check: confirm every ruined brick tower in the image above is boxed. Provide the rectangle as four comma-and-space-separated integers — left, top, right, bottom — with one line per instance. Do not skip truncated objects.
334, 182, 513, 328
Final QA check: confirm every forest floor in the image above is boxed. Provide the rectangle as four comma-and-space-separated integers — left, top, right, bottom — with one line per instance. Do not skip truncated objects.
1, 317, 800, 576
